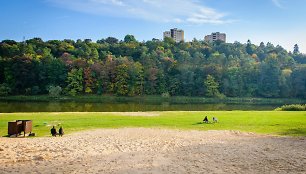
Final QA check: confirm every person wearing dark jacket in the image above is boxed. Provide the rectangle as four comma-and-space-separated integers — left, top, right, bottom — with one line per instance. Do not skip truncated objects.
59, 126, 64, 137
51, 126, 57, 137
203, 116, 209, 123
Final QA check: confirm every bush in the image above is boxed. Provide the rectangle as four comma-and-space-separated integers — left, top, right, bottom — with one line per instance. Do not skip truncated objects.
0, 83, 11, 96
161, 92, 170, 98
48, 86, 62, 97
275, 104, 306, 111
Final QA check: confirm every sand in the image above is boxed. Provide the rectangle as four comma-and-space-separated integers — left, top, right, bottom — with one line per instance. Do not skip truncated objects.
0, 128, 305, 174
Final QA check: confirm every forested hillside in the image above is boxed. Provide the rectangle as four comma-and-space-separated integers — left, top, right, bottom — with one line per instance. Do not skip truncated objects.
1, 36, 306, 98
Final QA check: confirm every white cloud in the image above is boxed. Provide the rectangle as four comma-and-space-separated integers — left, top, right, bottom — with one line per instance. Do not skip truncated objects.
187, 8, 234, 24
48, 0, 233, 25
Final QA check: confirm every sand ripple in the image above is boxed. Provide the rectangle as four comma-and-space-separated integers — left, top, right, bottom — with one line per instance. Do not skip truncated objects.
0, 128, 305, 174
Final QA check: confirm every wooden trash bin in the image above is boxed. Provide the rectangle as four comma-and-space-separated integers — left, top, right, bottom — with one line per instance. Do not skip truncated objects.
8, 120, 33, 137
8, 121, 23, 137
20, 120, 32, 135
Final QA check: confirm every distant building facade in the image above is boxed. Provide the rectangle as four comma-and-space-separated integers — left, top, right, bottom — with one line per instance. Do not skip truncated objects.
163, 28, 184, 43
205, 32, 226, 42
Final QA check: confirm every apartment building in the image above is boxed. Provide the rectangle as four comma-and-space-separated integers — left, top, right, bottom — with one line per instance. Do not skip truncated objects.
205, 32, 226, 42
163, 28, 184, 43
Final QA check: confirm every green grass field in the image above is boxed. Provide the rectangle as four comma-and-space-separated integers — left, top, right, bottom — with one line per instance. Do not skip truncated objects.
1, 111, 305, 137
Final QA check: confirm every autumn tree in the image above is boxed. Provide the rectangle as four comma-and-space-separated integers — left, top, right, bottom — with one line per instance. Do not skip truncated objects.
83, 67, 95, 93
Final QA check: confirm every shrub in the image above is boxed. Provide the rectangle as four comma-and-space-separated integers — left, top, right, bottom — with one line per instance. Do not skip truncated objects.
48, 86, 62, 97
0, 83, 11, 96
275, 104, 306, 111
161, 92, 170, 98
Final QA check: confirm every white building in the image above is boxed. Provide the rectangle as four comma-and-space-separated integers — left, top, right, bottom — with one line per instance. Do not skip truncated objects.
205, 32, 226, 42
163, 28, 184, 43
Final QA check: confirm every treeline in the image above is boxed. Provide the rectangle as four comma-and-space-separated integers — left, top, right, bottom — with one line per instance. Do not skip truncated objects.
0, 36, 306, 98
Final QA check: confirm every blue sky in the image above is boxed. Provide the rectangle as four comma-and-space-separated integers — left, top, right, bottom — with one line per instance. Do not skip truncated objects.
1, 0, 306, 53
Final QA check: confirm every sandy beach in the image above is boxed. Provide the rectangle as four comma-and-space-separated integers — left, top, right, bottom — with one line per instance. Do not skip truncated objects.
0, 128, 305, 174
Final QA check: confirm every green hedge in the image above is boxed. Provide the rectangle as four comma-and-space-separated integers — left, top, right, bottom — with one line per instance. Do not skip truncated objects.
276, 104, 306, 111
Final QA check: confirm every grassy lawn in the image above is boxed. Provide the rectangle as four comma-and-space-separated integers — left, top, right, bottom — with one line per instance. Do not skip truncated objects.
0, 111, 305, 137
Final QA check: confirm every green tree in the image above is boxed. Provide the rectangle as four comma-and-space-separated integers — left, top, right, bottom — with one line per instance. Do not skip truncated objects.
258, 54, 281, 97
128, 62, 144, 96
223, 67, 243, 97
11, 55, 39, 94
279, 69, 292, 97
246, 39, 255, 55
40, 57, 67, 91
114, 64, 129, 96
66, 68, 84, 96
291, 65, 306, 98
293, 44, 300, 54
204, 75, 221, 97
124, 35, 137, 43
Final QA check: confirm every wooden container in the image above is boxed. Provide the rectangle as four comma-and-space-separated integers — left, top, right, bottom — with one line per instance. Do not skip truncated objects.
8, 121, 23, 136
8, 120, 33, 137
21, 120, 32, 134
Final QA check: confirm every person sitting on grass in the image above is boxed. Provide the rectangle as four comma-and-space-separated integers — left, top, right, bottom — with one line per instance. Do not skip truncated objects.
203, 116, 209, 123
213, 117, 218, 123
59, 126, 64, 137
51, 126, 57, 137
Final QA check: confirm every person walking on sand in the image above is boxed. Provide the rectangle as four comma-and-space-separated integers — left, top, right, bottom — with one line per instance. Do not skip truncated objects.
51, 126, 57, 137
59, 126, 64, 137
203, 116, 209, 123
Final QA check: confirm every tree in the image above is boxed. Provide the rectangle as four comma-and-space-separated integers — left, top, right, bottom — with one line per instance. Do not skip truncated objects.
84, 67, 95, 93
293, 44, 300, 54
0, 37, 304, 98
11, 55, 39, 94
145, 67, 158, 94
124, 35, 137, 43
204, 75, 221, 97
128, 62, 144, 96
223, 67, 243, 97
258, 54, 281, 97
291, 65, 306, 98
40, 57, 67, 90
114, 64, 129, 96
246, 39, 255, 55
180, 70, 195, 96
66, 68, 83, 96
279, 69, 292, 97
104, 37, 119, 44
92, 48, 99, 60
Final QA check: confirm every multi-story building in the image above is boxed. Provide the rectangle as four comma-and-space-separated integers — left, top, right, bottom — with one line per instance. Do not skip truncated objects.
205, 32, 226, 42
163, 28, 184, 43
